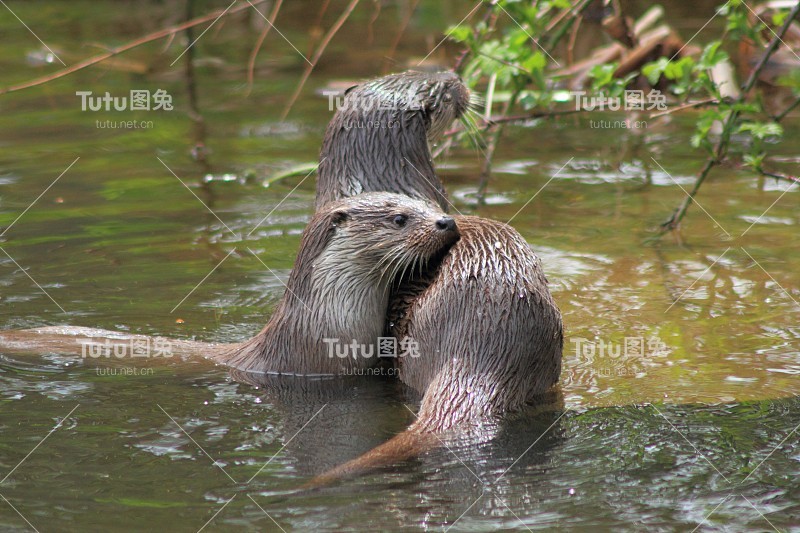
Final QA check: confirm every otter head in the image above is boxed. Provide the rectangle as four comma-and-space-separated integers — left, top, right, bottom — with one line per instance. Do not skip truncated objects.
305, 192, 459, 287
317, 71, 470, 211
417, 71, 471, 143
350, 70, 470, 143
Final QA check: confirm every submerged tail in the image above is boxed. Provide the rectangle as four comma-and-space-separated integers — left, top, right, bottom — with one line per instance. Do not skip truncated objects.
302, 422, 440, 489
303, 386, 565, 489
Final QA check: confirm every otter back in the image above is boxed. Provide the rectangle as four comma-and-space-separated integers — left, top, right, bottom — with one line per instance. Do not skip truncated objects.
392, 216, 563, 432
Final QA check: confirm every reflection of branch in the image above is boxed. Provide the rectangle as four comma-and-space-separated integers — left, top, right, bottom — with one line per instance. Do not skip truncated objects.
245, 0, 284, 97
659, 2, 800, 233
477, 89, 521, 202
281, 0, 360, 120
0, 0, 268, 96
758, 169, 799, 185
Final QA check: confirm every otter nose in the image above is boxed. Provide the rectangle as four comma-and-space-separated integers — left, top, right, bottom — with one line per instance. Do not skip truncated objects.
435, 216, 457, 232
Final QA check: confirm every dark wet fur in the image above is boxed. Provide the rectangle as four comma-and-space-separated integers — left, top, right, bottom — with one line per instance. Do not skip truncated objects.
317, 71, 470, 212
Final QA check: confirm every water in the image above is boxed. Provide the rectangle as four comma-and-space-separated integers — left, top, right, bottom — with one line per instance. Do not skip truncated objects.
1, 1, 798, 531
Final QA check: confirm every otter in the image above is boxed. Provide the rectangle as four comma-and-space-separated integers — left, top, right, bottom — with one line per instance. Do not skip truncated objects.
390, 216, 563, 430
221, 192, 459, 375
306, 217, 563, 487
307, 70, 563, 485
316, 69, 563, 416
0, 193, 459, 377
317, 71, 470, 212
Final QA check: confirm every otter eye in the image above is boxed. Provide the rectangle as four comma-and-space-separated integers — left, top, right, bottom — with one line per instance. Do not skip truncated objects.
393, 214, 407, 227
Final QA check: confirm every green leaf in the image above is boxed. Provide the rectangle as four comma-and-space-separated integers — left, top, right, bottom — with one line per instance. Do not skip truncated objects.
738, 121, 783, 140
698, 41, 729, 69
743, 153, 765, 170
642, 58, 669, 85
772, 10, 789, 27
522, 51, 546, 73
448, 25, 472, 43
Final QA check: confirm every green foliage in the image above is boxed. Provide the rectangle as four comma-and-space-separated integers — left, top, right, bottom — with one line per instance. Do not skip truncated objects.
449, 0, 795, 179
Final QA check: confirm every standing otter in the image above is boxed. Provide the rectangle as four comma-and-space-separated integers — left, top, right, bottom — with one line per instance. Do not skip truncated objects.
390, 216, 562, 430
306, 216, 562, 487
0, 193, 459, 378
307, 71, 563, 485
317, 71, 470, 212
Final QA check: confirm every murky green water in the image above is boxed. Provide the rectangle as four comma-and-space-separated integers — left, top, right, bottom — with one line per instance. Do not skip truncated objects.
1, 1, 798, 531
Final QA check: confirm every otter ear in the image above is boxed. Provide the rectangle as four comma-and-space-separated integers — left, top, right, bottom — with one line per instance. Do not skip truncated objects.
292, 208, 349, 274
330, 209, 350, 227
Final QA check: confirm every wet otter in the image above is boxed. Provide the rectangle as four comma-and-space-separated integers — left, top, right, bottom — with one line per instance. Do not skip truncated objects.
316, 70, 563, 418
0, 193, 459, 377
317, 71, 470, 212
307, 70, 563, 485
306, 216, 563, 486
222, 192, 458, 375
390, 216, 563, 430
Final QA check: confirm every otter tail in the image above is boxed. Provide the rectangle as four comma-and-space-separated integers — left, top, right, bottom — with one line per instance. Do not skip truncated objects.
0, 326, 229, 361
302, 422, 440, 489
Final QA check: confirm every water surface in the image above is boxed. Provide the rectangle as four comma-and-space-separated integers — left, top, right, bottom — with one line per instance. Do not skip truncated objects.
1, 1, 798, 531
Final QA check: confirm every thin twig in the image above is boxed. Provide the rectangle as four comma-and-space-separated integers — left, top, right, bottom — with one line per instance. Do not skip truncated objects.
382, 0, 421, 73
477, 52, 532, 73
245, 0, 284, 97
773, 94, 800, 122
545, 0, 594, 51
308, 0, 332, 56
281, 0, 361, 121
453, 3, 497, 73
367, 0, 381, 47
567, 7, 583, 65
485, 108, 583, 126
544, 0, 594, 34
0, 0, 268, 96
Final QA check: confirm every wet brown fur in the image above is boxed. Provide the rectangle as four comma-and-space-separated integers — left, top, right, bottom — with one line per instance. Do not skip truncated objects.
307, 71, 563, 486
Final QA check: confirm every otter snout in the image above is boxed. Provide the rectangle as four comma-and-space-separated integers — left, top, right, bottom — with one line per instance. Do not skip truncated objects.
435, 216, 457, 233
